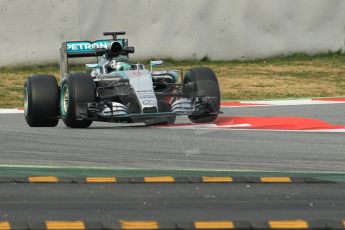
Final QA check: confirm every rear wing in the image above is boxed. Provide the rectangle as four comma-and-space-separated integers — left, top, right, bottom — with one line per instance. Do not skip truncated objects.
59, 39, 128, 82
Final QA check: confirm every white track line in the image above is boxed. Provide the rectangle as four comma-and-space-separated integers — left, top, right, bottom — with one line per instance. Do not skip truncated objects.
221, 98, 345, 107
247, 99, 345, 106
158, 125, 345, 133
0, 109, 23, 114
1, 98, 344, 113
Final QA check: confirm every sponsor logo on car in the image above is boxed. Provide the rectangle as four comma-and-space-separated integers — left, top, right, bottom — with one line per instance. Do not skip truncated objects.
66, 40, 124, 53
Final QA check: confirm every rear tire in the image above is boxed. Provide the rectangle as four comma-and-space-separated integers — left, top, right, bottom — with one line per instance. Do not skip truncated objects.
24, 75, 59, 127
183, 67, 220, 123
60, 73, 95, 128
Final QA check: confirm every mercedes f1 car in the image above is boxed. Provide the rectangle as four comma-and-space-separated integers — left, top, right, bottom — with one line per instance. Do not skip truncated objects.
24, 32, 220, 128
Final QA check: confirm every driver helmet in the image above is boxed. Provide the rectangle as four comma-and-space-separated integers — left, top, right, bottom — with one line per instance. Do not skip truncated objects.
109, 55, 132, 71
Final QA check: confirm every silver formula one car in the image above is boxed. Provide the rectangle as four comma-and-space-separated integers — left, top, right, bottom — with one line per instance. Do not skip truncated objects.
24, 32, 220, 128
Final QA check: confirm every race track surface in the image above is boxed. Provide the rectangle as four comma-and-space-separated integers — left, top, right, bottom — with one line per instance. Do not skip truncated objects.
1, 183, 345, 221
0, 103, 344, 172
0, 102, 345, 224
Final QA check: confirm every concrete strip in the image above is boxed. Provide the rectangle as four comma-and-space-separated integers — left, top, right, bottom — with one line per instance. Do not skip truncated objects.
0, 109, 24, 114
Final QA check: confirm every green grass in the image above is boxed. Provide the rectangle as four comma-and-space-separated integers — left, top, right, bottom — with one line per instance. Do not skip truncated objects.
1, 52, 345, 108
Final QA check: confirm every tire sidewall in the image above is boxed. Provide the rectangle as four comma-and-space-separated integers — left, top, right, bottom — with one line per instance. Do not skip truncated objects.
60, 77, 75, 121
24, 79, 33, 124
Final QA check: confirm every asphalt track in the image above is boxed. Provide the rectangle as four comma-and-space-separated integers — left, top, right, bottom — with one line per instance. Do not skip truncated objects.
0, 103, 345, 225
0, 103, 344, 172
0, 183, 345, 221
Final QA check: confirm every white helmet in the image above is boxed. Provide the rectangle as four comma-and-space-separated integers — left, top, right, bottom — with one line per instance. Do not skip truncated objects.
109, 56, 131, 71
109, 59, 118, 70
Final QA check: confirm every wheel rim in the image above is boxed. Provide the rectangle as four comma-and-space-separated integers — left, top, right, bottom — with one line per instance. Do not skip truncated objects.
60, 84, 69, 116
23, 87, 28, 117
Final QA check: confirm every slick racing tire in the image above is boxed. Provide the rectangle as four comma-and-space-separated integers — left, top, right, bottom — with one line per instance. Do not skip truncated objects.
24, 75, 59, 127
60, 73, 95, 128
183, 67, 220, 123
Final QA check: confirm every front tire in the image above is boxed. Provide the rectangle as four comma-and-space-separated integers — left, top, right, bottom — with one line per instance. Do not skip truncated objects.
24, 75, 59, 127
60, 73, 95, 128
183, 67, 220, 123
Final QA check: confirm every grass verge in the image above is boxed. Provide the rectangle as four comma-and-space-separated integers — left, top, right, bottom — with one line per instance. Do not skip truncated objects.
1, 52, 345, 108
